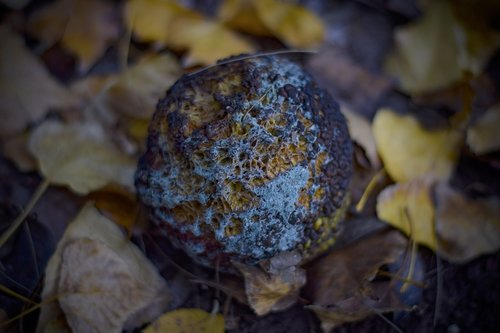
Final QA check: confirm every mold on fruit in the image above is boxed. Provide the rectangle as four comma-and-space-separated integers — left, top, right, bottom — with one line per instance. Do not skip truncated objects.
135, 55, 352, 269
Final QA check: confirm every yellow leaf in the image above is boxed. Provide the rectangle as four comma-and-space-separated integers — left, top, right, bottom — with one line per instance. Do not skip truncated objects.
376, 178, 437, 250
373, 108, 462, 183
102, 54, 182, 119
37, 204, 170, 333
143, 308, 224, 333
218, 0, 271, 36
28, 121, 136, 195
27, 0, 120, 71
435, 183, 500, 262
125, 0, 254, 65
385, 0, 500, 94
253, 0, 324, 49
466, 103, 500, 154
125, 0, 201, 45
171, 21, 255, 67
0, 25, 79, 138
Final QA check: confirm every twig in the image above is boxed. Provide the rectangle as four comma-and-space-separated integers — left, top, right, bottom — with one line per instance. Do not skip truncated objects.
0, 178, 50, 248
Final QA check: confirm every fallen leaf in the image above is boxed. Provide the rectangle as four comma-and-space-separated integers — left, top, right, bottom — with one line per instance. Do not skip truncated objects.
124, 0, 201, 46
435, 183, 500, 262
376, 178, 436, 250
89, 190, 140, 233
253, 0, 324, 49
342, 106, 380, 168
125, 0, 254, 66
305, 229, 411, 330
37, 204, 170, 333
385, 0, 500, 94
27, 0, 120, 71
170, 21, 255, 67
373, 108, 463, 183
101, 54, 182, 119
28, 120, 136, 195
234, 251, 306, 316
466, 103, 500, 154
2, 133, 37, 172
218, 0, 271, 36
307, 47, 393, 119
143, 308, 224, 333
0, 25, 79, 138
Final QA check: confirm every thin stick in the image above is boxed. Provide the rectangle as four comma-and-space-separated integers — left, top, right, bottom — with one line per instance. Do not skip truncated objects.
0, 178, 50, 248
187, 50, 318, 77
355, 169, 385, 212
0, 284, 36, 305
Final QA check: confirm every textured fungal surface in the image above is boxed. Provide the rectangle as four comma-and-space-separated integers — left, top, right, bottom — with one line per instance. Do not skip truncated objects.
135, 56, 352, 268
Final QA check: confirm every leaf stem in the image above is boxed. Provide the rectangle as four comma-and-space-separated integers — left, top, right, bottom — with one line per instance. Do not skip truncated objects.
0, 178, 50, 248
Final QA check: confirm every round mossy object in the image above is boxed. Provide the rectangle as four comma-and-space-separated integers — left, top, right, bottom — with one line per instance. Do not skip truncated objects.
135, 56, 352, 269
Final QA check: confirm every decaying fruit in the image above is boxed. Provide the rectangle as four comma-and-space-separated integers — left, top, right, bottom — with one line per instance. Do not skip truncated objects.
135, 55, 352, 269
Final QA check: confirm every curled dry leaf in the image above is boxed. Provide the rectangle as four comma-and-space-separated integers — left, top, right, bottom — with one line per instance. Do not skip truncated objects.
27, 0, 120, 71
373, 108, 463, 183
125, 0, 254, 66
234, 251, 306, 316
28, 121, 136, 195
143, 308, 224, 333
0, 26, 79, 138
435, 183, 500, 262
37, 204, 170, 333
385, 0, 500, 94
376, 178, 436, 250
305, 229, 411, 331
466, 103, 500, 154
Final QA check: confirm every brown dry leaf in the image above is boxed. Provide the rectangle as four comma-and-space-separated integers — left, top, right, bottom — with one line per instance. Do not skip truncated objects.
218, 0, 271, 36
37, 204, 170, 333
466, 103, 500, 154
143, 308, 224, 333
28, 120, 136, 195
27, 0, 119, 71
100, 54, 182, 119
385, 0, 500, 94
435, 183, 500, 262
253, 0, 324, 49
305, 229, 410, 330
373, 108, 463, 183
234, 251, 306, 316
376, 178, 436, 250
0, 25, 79, 138
125, 0, 254, 66
306, 47, 393, 119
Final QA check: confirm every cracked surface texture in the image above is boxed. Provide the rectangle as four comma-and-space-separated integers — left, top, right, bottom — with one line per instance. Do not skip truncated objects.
135, 56, 352, 268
